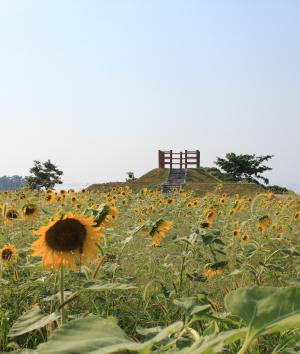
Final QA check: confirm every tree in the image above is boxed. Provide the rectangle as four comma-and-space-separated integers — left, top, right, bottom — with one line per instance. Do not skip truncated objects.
126, 171, 136, 182
27, 160, 63, 190
215, 153, 274, 185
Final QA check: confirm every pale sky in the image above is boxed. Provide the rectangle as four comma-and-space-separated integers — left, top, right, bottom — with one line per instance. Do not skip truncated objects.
0, 1, 299, 192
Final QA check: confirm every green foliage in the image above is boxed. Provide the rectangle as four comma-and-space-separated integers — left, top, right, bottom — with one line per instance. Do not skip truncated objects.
1, 187, 300, 353
225, 287, 300, 353
215, 152, 274, 185
264, 185, 289, 194
27, 160, 63, 191
36, 316, 183, 354
26, 287, 300, 353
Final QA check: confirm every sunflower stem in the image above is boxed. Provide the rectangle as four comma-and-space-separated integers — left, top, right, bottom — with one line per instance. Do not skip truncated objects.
92, 255, 106, 280
60, 264, 66, 325
178, 243, 189, 295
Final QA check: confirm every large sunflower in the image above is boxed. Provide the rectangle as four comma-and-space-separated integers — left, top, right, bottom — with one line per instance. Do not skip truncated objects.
31, 213, 104, 271
0, 243, 18, 265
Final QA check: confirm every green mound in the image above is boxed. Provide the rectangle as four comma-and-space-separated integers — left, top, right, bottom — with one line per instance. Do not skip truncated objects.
88, 168, 263, 196
186, 168, 220, 183
88, 169, 168, 192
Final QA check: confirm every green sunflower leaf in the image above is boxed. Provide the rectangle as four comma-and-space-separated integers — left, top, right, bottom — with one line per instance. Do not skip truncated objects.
8, 307, 60, 337
37, 316, 183, 354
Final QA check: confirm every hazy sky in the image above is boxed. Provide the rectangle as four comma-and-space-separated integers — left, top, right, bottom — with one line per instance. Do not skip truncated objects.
0, 1, 299, 191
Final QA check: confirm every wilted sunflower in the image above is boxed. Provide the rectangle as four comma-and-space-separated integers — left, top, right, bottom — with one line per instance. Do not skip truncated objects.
31, 213, 104, 271
0, 243, 17, 265
22, 204, 39, 221
151, 219, 173, 247
4, 209, 19, 225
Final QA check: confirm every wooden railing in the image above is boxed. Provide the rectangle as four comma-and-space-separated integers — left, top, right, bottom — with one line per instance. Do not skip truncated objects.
158, 150, 200, 169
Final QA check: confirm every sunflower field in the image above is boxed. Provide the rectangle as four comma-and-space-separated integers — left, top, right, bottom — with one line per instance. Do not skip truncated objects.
1, 186, 300, 353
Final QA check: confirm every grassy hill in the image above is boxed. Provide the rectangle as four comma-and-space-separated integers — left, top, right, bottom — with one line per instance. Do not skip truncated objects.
88, 168, 263, 196
88, 168, 168, 192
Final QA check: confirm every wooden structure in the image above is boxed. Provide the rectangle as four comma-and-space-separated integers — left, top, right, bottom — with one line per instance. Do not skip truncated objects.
158, 150, 200, 169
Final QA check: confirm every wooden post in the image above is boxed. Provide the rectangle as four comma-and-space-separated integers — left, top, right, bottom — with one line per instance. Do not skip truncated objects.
170, 150, 173, 169
184, 150, 187, 168
196, 150, 200, 168
180, 152, 182, 169
158, 150, 161, 168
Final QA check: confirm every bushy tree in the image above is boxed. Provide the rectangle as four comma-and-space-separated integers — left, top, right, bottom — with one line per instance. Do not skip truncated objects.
215, 153, 274, 185
126, 171, 136, 182
27, 160, 63, 190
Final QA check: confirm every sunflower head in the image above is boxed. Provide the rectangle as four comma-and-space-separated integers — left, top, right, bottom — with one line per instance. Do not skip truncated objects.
258, 215, 271, 232
241, 234, 250, 242
0, 243, 17, 265
150, 219, 173, 247
4, 209, 19, 224
206, 209, 217, 220
22, 203, 39, 221
32, 213, 104, 271
203, 268, 224, 277
233, 228, 241, 238
200, 220, 212, 229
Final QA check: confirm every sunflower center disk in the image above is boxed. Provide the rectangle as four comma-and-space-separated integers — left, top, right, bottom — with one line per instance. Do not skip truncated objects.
45, 219, 87, 252
7, 211, 18, 219
25, 207, 35, 215
2, 249, 13, 260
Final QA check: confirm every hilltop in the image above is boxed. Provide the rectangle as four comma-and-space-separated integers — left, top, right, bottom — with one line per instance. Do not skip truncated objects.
88, 168, 263, 196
